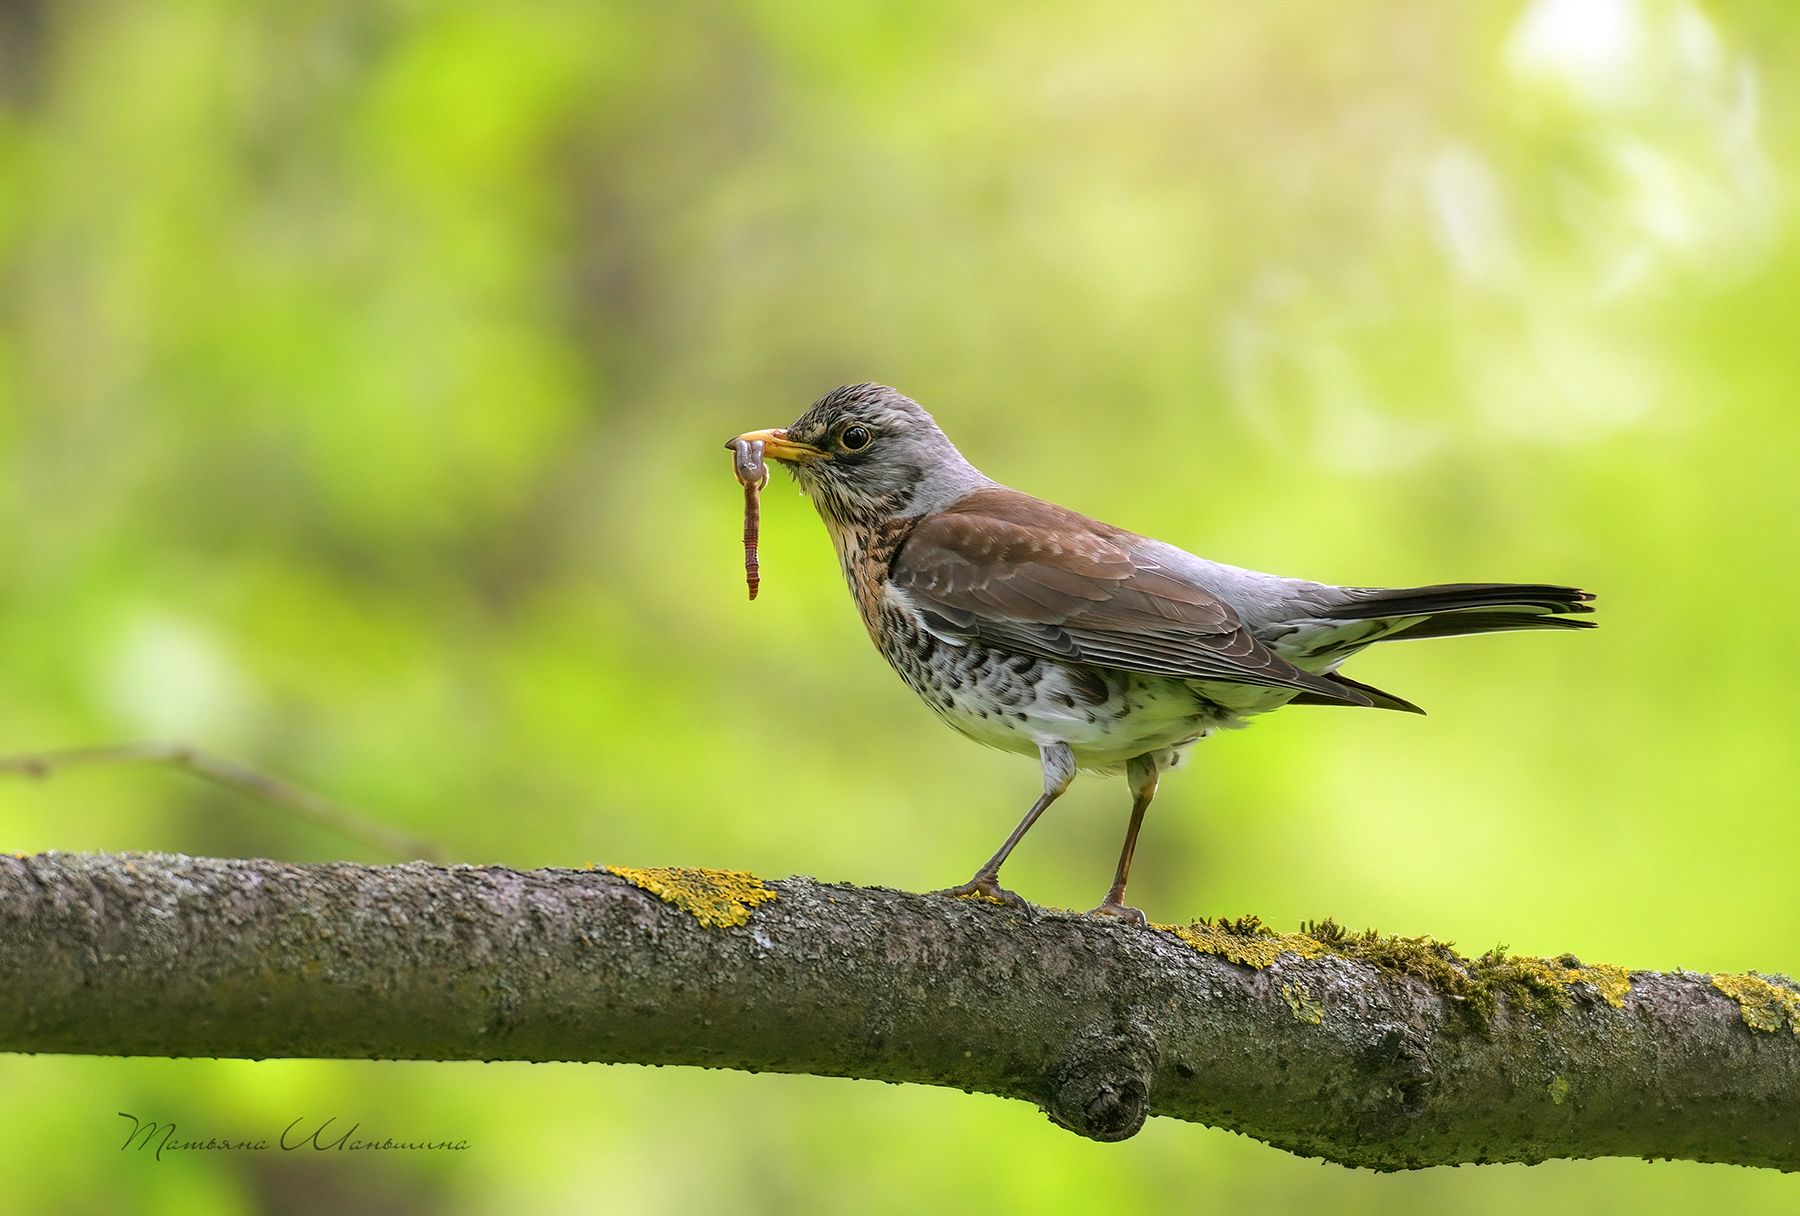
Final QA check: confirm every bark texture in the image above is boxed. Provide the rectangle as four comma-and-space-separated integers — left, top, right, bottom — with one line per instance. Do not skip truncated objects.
1, 851, 1796, 1170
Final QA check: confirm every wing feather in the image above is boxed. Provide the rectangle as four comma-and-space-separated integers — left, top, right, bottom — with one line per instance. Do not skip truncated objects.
889, 489, 1370, 705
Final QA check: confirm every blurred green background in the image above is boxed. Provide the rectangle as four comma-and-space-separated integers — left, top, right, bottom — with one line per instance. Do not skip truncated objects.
3, 0, 1797, 1210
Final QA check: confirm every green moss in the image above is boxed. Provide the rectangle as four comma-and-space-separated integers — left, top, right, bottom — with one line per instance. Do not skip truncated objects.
1547, 1075, 1570, 1105
1490, 954, 1631, 1010
1160, 916, 1637, 1023
1711, 973, 1800, 1035
604, 865, 777, 928
1279, 981, 1324, 1025
1338, 929, 1483, 1007
1159, 916, 1327, 968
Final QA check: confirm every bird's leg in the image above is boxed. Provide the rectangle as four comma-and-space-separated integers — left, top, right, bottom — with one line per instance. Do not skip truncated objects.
935, 742, 1075, 915
1089, 753, 1159, 925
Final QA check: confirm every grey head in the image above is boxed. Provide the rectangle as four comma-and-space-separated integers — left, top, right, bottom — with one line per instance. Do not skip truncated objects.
730, 384, 990, 531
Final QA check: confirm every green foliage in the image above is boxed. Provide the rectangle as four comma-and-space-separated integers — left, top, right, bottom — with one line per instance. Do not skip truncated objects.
2, 0, 1798, 1210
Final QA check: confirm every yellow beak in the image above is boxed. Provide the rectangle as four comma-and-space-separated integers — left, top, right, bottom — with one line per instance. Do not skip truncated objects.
726, 428, 828, 464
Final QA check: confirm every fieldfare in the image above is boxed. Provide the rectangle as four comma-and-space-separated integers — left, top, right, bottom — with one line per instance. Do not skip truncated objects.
730, 384, 1594, 922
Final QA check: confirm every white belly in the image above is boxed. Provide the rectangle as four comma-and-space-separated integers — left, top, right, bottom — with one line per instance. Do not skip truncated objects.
926, 663, 1289, 774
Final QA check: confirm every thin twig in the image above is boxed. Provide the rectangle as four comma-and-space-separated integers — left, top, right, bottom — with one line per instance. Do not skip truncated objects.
0, 743, 446, 862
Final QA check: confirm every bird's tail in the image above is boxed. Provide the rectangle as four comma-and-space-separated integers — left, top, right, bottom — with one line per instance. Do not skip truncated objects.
1329, 582, 1596, 642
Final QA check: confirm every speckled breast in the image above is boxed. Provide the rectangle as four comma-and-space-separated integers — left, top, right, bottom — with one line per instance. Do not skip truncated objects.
830, 517, 1259, 771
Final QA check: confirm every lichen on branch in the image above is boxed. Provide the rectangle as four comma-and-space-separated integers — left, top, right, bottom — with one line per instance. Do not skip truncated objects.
1163, 914, 1634, 1017
603, 865, 778, 928
1, 852, 1796, 1171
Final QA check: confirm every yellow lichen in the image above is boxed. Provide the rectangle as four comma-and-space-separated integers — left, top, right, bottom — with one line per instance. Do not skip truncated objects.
605, 865, 777, 928
1159, 916, 1327, 968
946, 889, 1015, 909
1711, 973, 1800, 1035
1158, 915, 1641, 1022
1547, 1075, 1570, 1105
1495, 956, 1632, 1010
1279, 981, 1324, 1025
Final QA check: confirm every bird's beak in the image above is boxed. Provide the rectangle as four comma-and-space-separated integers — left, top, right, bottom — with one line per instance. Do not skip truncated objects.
726, 428, 828, 465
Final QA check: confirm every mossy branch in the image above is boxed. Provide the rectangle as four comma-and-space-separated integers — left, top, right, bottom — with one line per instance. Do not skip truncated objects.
2, 852, 1796, 1170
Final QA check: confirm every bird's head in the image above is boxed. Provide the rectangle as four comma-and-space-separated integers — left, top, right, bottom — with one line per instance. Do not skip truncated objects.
729, 384, 987, 532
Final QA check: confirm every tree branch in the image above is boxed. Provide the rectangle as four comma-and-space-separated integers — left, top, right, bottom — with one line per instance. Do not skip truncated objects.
2, 852, 1795, 1170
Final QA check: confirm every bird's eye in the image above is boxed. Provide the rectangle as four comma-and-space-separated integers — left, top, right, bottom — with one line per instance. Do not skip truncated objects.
840, 424, 872, 452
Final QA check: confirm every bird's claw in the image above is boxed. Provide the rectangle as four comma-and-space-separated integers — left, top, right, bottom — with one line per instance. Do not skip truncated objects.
1087, 901, 1148, 926
934, 873, 1035, 920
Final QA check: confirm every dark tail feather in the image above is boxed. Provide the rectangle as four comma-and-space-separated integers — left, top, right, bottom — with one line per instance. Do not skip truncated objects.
1382, 610, 1595, 642
1332, 582, 1595, 621
1288, 671, 1426, 714
1329, 581, 1595, 644
1290, 582, 1593, 714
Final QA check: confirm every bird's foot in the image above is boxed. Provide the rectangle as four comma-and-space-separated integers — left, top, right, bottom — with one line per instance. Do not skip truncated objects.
934, 872, 1034, 919
1086, 900, 1147, 926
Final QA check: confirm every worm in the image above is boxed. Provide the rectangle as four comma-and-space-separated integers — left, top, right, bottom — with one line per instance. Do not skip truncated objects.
731, 438, 769, 600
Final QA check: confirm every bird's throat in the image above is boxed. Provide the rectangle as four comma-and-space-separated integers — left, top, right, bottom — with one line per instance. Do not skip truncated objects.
823, 514, 920, 644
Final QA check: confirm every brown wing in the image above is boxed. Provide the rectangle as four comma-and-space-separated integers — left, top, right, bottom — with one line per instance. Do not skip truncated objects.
888, 489, 1370, 705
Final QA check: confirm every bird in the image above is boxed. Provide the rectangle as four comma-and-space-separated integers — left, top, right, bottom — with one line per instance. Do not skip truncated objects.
729, 384, 1594, 923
